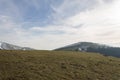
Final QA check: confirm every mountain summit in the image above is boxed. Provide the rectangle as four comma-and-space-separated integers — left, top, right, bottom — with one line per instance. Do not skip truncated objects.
55, 42, 108, 51
55, 42, 120, 58
0, 42, 34, 50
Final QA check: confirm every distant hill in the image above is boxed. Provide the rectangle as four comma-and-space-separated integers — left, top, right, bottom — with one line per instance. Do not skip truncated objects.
0, 42, 34, 50
55, 42, 120, 58
0, 50, 120, 80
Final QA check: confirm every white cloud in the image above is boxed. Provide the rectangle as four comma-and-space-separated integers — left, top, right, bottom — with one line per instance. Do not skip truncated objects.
0, 15, 30, 45
58, 0, 120, 46
0, 0, 22, 20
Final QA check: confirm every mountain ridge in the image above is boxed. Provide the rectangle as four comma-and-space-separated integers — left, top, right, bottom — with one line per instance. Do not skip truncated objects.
55, 42, 120, 58
0, 42, 34, 50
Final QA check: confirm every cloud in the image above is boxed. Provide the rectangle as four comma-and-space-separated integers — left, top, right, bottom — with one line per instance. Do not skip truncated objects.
0, 15, 30, 45
0, 0, 23, 20
51, 0, 113, 21
58, 0, 120, 45
39, 0, 120, 49
30, 25, 82, 35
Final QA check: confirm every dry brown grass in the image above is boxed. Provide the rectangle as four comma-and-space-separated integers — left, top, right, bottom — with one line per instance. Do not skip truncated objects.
0, 50, 120, 80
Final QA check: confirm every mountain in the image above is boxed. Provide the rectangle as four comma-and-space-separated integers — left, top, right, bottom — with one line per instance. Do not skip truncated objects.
55, 42, 120, 58
0, 42, 34, 50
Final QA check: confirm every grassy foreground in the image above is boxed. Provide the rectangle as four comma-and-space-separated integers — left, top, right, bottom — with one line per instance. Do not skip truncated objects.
0, 50, 120, 80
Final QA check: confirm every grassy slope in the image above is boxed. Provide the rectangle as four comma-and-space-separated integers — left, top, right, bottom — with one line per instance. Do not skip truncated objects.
0, 50, 120, 80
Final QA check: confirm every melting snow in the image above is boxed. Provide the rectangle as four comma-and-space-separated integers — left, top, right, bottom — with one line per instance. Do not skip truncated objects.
0, 42, 2, 49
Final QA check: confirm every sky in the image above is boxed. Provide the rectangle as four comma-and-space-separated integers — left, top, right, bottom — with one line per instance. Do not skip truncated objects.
0, 0, 120, 50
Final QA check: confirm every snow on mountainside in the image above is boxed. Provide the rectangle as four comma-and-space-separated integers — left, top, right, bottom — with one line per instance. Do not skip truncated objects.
0, 42, 34, 50
0, 42, 2, 49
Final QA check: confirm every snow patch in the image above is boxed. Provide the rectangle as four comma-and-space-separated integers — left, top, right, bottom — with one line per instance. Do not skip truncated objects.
0, 42, 2, 49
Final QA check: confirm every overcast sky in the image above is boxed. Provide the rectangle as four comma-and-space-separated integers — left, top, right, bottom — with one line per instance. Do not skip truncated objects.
0, 0, 120, 50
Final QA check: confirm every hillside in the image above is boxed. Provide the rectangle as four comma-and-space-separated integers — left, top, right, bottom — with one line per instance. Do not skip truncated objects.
55, 42, 120, 58
0, 42, 34, 50
0, 50, 120, 80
